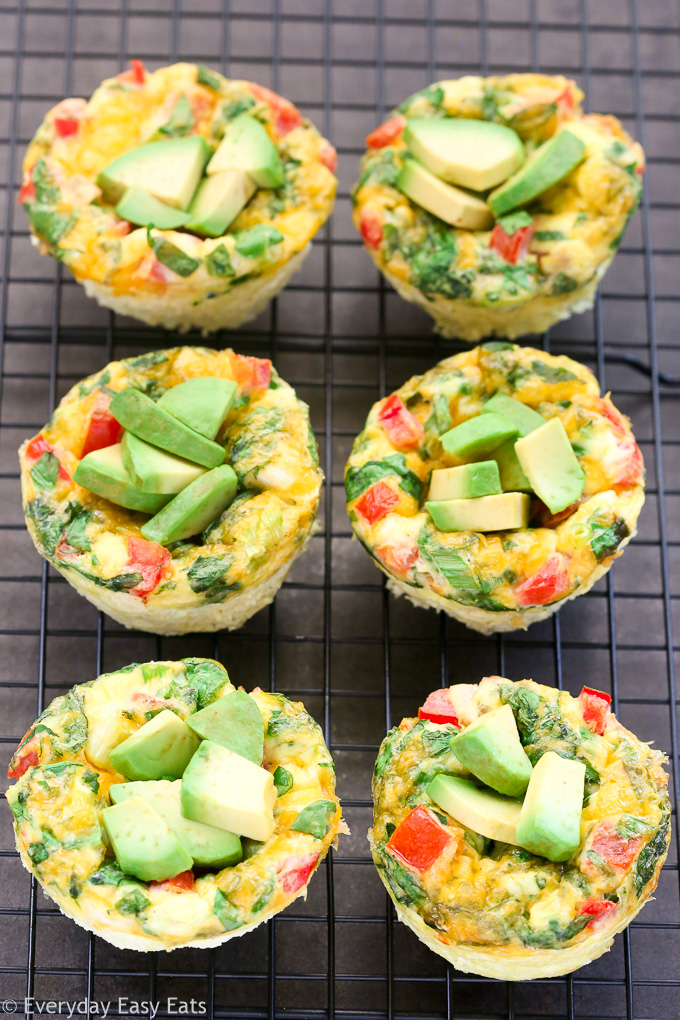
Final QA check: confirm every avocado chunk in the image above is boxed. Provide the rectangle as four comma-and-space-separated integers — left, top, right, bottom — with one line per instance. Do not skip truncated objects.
109, 709, 200, 781
187, 690, 264, 765
157, 377, 236, 440
441, 413, 519, 459
482, 394, 546, 438
491, 438, 533, 492
181, 740, 276, 841
207, 113, 284, 188
115, 186, 191, 230
121, 431, 206, 494
403, 117, 525, 191
428, 461, 501, 501
397, 157, 494, 230
515, 751, 585, 862
514, 417, 585, 514
185, 169, 257, 237
97, 136, 212, 210
426, 492, 530, 532
141, 464, 238, 544
73, 443, 171, 513
110, 779, 242, 868
488, 129, 586, 218
427, 774, 522, 845
109, 388, 226, 469
450, 704, 532, 797
102, 796, 193, 881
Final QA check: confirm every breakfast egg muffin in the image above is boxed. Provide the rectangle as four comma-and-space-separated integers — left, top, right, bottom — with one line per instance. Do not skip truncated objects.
20, 61, 336, 333
6, 658, 344, 952
353, 74, 643, 340
371, 676, 670, 980
345, 343, 644, 634
19, 346, 322, 634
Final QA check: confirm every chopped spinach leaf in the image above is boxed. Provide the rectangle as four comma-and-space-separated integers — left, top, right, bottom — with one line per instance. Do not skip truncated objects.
25, 497, 63, 557
147, 227, 201, 277
214, 888, 241, 931
234, 224, 284, 258
551, 272, 579, 295
500, 684, 541, 745
197, 65, 221, 90
182, 657, 231, 709
425, 394, 452, 436
221, 96, 256, 122
290, 799, 336, 839
497, 211, 533, 234
32, 158, 60, 205
205, 243, 235, 278
531, 360, 578, 385
534, 230, 566, 241
158, 93, 194, 137
383, 854, 426, 906
345, 453, 423, 502
63, 504, 91, 551
634, 814, 670, 894
129, 351, 169, 369
617, 814, 655, 839
28, 842, 50, 864
353, 150, 400, 197
417, 528, 480, 592
589, 515, 630, 562
117, 888, 151, 916
30, 451, 60, 490
187, 554, 239, 604
28, 207, 76, 246
273, 765, 293, 796
82, 769, 100, 794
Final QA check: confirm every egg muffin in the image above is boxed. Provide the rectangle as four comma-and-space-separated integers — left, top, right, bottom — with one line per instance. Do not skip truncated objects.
345, 343, 644, 635
6, 658, 343, 952
353, 75, 643, 341
20, 346, 322, 634
20, 61, 336, 333
371, 676, 670, 980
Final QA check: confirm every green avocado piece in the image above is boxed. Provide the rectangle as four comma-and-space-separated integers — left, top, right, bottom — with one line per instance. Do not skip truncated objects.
109, 388, 226, 469
515, 751, 585, 862
73, 443, 171, 513
397, 157, 493, 230
185, 169, 257, 237
141, 464, 238, 544
109, 709, 200, 781
491, 438, 533, 492
102, 796, 193, 881
428, 461, 501, 501
403, 117, 525, 191
207, 113, 284, 188
110, 779, 242, 868
426, 492, 530, 532
97, 136, 212, 210
450, 704, 533, 797
514, 417, 585, 513
187, 689, 264, 764
482, 394, 546, 437
115, 186, 191, 229
427, 774, 522, 845
488, 129, 586, 218
441, 413, 519, 460
121, 431, 206, 494
157, 377, 237, 440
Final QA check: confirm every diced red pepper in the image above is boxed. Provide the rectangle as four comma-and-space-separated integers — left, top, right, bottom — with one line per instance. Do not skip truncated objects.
590, 822, 642, 871
489, 223, 535, 265
359, 207, 383, 249
579, 898, 616, 924
418, 688, 460, 727
25, 434, 71, 481
612, 439, 644, 488
535, 499, 583, 529
378, 394, 424, 450
81, 391, 122, 458
596, 398, 627, 437
150, 870, 194, 893
277, 852, 319, 894
18, 165, 36, 204
579, 686, 611, 736
354, 481, 399, 525
386, 805, 453, 874
7, 732, 39, 779
556, 86, 575, 117
375, 541, 418, 577
126, 536, 171, 600
229, 353, 272, 395
366, 114, 406, 149
117, 58, 147, 87
515, 553, 569, 607
318, 141, 338, 173
250, 83, 302, 136
54, 117, 79, 138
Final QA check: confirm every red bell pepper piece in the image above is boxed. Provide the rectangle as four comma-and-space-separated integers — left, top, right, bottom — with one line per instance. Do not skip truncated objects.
515, 553, 569, 607
612, 439, 644, 488
117, 58, 147, 87
378, 394, 424, 450
579, 686, 611, 736
150, 870, 194, 893
359, 207, 383, 249
126, 536, 170, 600
277, 852, 319, 894
597, 398, 627, 437
354, 481, 399, 525
7, 729, 40, 779
25, 434, 70, 481
250, 83, 302, 136
489, 222, 535, 265
18, 164, 36, 204
579, 897, 616, 924
54, 117, 79, 138
229, 353, 272, 395
418, 689, 460, 727
375, 541, 418, 577
81, 391, 122, 457
386, 804, 453, 874
366, 114, 406, 149
590, 822, 642, 871
318, 141, 337, 173
556, 86, 575, 117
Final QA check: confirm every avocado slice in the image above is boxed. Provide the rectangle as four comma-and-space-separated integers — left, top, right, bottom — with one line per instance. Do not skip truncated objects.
187, 690, 264, 765
109, 709, 200, 781
427, 774, 522, 845
428, 461, 502, 501
181, 740, 277, 841
514, 417, 585, 514
109, 388, 226, 469
426, 492, 530, 532
157, 377, 236, 440
482, 394, 546, 437
403, 117, 525, 191
515, 751, 585, 862
115, 186, 191, 230
488, 129, 586, 218
73, 443, 171, 513
450, 704, 532, 797
110, 779, 242, 868
97, 136, 212, 210
207, 113, 284, 188
185, 169, 257, 237
441, 412, 518, 459
141, 464, 238, 545
397, 157, 493, 230
491, 438, 533, 492
102, 796, 193, 882
121, 431, 206, 494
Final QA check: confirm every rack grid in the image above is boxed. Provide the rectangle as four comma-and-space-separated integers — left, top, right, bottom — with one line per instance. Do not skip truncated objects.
0, 1, 679, 1018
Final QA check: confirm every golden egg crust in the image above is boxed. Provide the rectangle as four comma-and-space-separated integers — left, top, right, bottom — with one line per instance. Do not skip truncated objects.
345, 344, 644, 634
353, 74, 644, 340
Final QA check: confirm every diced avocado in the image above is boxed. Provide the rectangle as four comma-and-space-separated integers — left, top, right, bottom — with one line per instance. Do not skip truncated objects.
396, 157, 493, 230
102, 796, 193, 882
427, 774, 521, 845
515, 751, 585, 862
121, 431, 206, 494
109, 709, 200, 781
185, 169, 257, 237
141, 464, 238, 545
492, 438, 533, 492
428, 461, 501, 501
403, 117, 525, 191
482, 394, 545, 438
488, 129, 586, 218
73, 443, 171, 513
426, 492, 530, 532
110, 779, 242, 868
514, 417, 585, 514
451, 704, 532, 797
157, 377, 236, 440
207, 113, 284, 188
441, 413, 519, 459
187, 690, 264, 765
97, 136, 212, 210
109, 388, 226, 469
181, 740, 276, 841
115, 186, 191, 230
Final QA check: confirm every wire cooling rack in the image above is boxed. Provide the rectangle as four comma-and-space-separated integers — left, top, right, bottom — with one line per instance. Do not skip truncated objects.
0, 1, 679, 1018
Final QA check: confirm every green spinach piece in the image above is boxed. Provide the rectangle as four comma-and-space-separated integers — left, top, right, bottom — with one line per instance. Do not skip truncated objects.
179, 658, 231, 710
425, 395, 452, 436
589, 515, 630, 563
345, 453, 423, 502
26, 498, 63, 557
534, 230, 566, 241
383, 854, 426, 907
531, 360, 578, 384
634, 814, 670, 895
129, 351, 168, 369
290, 799, 336, 839
30, 452, 60, 491
197, 65, 221, 90
158, 93, 194, 137
273, 765, 293, 796
214, 888, 241, 931
417, 528, 480, 592
617, 814, 655, 839
147, 227, 201, 277
205, 243, 235, 278
117, 888, 151, 916
187, 554, 239, 604
497, 211, 533, 234
234, 224, 284, 258
28, 842, 50, 864
551, 272, 579, 296
63, 504, 91, 551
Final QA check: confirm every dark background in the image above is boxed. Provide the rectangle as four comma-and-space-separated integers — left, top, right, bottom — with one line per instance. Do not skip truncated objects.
0, 1, 678, 1018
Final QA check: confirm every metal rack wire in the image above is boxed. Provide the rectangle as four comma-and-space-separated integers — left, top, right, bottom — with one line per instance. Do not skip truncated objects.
0, 1, 678, 1018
